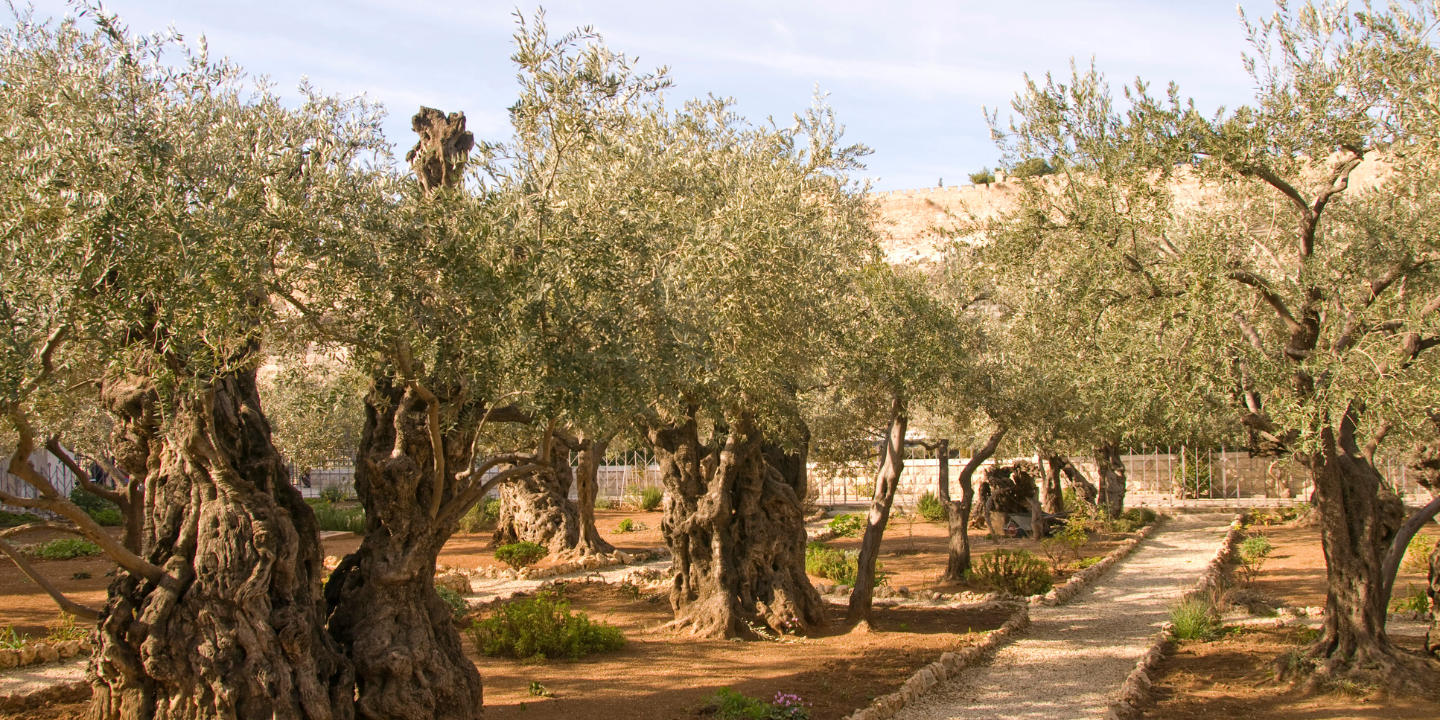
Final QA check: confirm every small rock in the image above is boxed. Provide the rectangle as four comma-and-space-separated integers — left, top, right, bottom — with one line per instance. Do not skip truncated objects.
615, 551, 631, 564
0, 649, 17, 669
37, 644, 59, 663
19, 645, 38, 665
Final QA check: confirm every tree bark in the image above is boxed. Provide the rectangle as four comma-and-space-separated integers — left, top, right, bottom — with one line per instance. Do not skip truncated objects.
90, 369, 354, 720
848, 396, 907, 622
1093, 442, 1127, 518
568, 436, 614, 557
649, 409, 824, 638
324, 372, 483, 720
1301, 423, 1424, 688
1055, 455, 1097, 507
941, 429, 1006, 582
493, 436, 580, 554
1040, 451, 1065, 515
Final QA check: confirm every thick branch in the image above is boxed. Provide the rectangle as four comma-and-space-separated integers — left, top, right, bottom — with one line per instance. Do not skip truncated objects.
0, 536, 101, 620
1228, 271, 1302, 333
0, 521, 87, 540
1381, 495, 1440, 603
46, 437, 123, 506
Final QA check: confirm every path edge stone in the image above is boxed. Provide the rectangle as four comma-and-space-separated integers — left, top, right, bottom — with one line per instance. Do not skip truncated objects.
1105, 513, 1244, 720
841, 517, 1166, 720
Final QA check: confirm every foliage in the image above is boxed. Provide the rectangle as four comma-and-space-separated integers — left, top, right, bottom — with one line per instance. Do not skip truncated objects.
317, 484, 353, 504
1008, 157, 1055, 178
1074, 556, 1102, 569
68, 486, 121, 526
806, 543, 857, 586
45, 613, 90, 643
434, 585, 468, 620
970, 549, 1053, 596
1177, 453, 1217, 499
698, 688, 810, 720
26, 538, 102, 560
827, 514, 865, 538
495, 541, 548, 570
853, 482, 875, 500
0, 627, 26, 650
1401, 534, 1436, 574
0, 510, 42, 527
1237, 535, 1274, 583
639, 486, 663, 512
1121, 508, 1157, 526
457, 498, 502, 534
968, 167, 996, 185
1040, 520, 1090, 571
527, 681, 552, 698
466, 590, 624, 661
614, 518, 646, 533
915, 491, 947, 522
259, 360, 367, 474
1389, 585, 1430, 614
311, 503, 366, 534
1169, 597, 1220, 641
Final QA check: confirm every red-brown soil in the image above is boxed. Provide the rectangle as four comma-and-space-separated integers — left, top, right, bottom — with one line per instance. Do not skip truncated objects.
1140, 520, 1440, 719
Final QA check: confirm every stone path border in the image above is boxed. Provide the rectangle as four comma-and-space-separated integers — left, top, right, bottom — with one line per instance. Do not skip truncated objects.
840, 518, 1165, 720
1105, 514, 1243, 720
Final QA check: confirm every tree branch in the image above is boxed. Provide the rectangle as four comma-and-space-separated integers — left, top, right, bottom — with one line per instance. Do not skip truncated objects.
45, 437, 124, 506
0, 537, 101, 620
1227, 271, 1302, 333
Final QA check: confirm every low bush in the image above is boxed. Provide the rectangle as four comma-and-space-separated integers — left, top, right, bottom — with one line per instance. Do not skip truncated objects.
915, 491, 947, 523
971, 549, 1053, 596
318, 483, 352, 504
466, 590, 625, 661
1237, 534, 1273, 582
596, 498, 619, 510
804, 542, 885, 587
495, 541, 548, 569
640, 486, 664, 512
1074, 556, 1101, 569
312, 503, 366, 534
457, 498, 502, 534
435, 585, 468, 620
0, 510, 43, 527
1401, 533, 1436, 573
827, 513, 865, 538
1120, 508, 1157, 526
69, 486, 123, 526
853, 482, 875, 500
28, 538, 103, 560
698, 688, 810, 720
1169, 596, 1220, 641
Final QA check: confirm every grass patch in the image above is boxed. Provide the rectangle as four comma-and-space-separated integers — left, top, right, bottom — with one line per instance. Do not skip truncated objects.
466, 590, 624, 661
698, 687, 810, 720
1169, 596, 1220, 641
1401, 533, 1436, 573
1389, 583, 1430, 614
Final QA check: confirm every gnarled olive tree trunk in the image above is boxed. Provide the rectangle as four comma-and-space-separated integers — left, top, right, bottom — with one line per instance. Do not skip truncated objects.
649, 410, 824, 638
569, 436, 615, 557
1300, 423, 1421, 687
1093, 442, 1127, 518
324, 373, 483, 720
941, 429, 1005, 582
493, 438, 580, 554
1040, 450, 1065, 515
848, 396, 906, 622
91, 369, 353, 720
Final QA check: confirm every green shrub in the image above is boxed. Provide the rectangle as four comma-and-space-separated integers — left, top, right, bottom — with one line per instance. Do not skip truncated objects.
1075, 556, 1101, 569
312, 503, 366, 534
698, 688, 810, 720
458, 498, 502, 534
28, 538, 103, 560
69, 486, 123, 526
916, 491, 947, 523
1237, 534, 1273, 582
596, 498, 619, 510
1169, 597, 1220, 641
0, 510, 42, 527
1121, 508, 1157, 526
1106, 516, 1140, 534
968, 168, 996, 185
640, 486, 663, 512
318, 484, 352, 504
466, 590, 625, 660
1401, 533, 1436, 574
435, 585, 468, 619
971, 549, 1053, 596
827, 513, 865, 538
495, 541, 548, 570
804, 542, 885, 587
614, 517, 650, 533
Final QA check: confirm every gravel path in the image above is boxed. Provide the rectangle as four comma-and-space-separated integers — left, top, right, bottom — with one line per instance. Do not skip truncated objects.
0, 657, 86, 696
893, 513, 1232, 720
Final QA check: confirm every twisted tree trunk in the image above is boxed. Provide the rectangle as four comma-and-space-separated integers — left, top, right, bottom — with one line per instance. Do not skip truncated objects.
493, 437, 580, 554
1040, 451, 1065, 515
568, 436, 614, 557
324, 372, 483, 720
940, 428, 1005, 582
848, 396, 906, 623
649, 409, 824, 638
1093, 442, 1127, 519
90, 369, 354, 720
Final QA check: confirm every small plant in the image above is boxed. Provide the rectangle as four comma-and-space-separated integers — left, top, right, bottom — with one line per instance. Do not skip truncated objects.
1401, 533, 1436, 573
495, 541, 548, 570
614, 518, 647, 533
435, 585, 468, 619
1390, 584, 1430, 614
318, 483, 352, 504
312, 503, 366, 534
0, 627, 28, 649
527, 681, 552, 698
1237, 534, 1273, 583
1074, 556, 1101, 569
45, 613, 90, 643
971, 549, 1053, 596
29, 538, 103, 560
467, 590, 625, 661
1169, 596, 1220, 641
457, 498, 502, 534
769, 692, 810, 720
639, 486, 663, 512
827, 513, 865, 538
698, 688, 810, 720
915, 491, 947, 523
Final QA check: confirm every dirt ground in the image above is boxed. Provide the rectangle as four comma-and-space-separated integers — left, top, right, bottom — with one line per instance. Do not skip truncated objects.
1140, 519, 1440, 719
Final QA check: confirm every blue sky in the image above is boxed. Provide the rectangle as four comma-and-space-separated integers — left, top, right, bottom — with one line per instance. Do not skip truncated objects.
24, 1, 1274, 190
